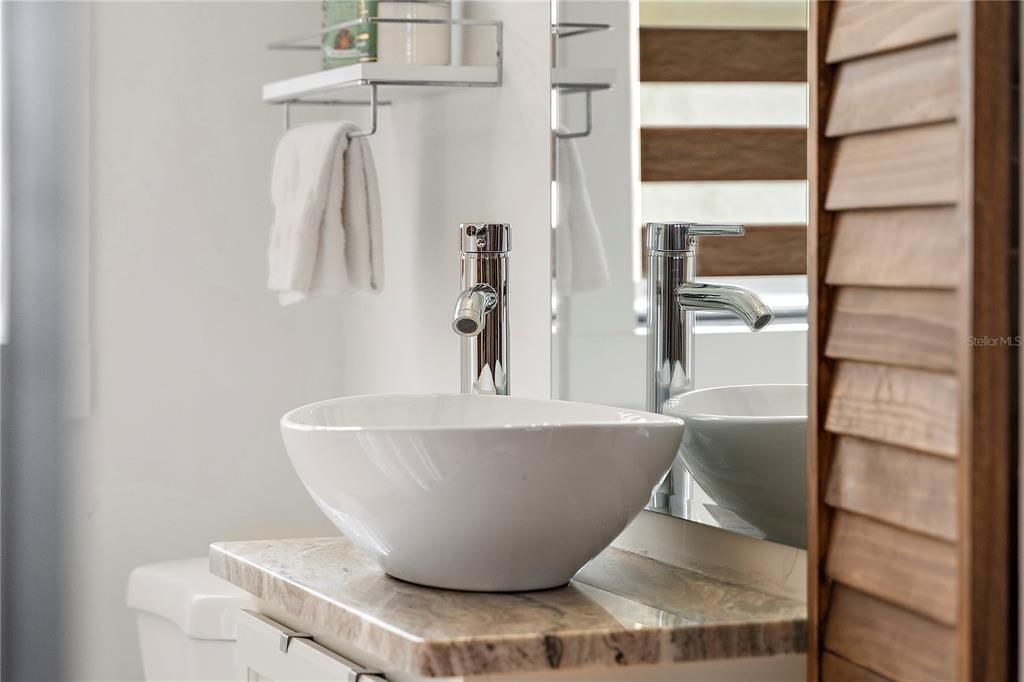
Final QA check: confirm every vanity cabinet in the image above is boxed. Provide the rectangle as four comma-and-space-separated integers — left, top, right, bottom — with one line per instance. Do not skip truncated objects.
236, 610, 387, 682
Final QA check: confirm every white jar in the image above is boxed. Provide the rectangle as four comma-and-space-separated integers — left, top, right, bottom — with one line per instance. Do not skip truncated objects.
378, 1, 451, 65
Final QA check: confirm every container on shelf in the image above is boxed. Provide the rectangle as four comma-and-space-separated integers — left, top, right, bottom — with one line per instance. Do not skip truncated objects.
323, 0, 378, 68
378, 1, 451, 66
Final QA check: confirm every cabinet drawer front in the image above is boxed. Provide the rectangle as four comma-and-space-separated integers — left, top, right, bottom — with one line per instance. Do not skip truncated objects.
236, 610, 386, 682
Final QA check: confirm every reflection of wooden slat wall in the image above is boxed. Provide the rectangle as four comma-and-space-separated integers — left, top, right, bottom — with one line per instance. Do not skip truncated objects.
640, 28, 806, 82
699, 225, 805, 277
808, 2, 1017, 680
641, 128, 806, 181
639, 28, 807, 276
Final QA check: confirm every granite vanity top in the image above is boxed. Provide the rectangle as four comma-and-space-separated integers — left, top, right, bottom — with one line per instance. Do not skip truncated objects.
210, 537, 805, 678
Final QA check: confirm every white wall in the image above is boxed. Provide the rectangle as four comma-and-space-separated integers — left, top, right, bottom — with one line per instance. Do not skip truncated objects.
68, 2, 550, 679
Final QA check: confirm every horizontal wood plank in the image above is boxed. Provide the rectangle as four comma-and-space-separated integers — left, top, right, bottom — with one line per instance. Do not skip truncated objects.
825, 287, 957, 372
640, 28, 807, 82
826, 512, 957, 625
826, 1, 960, 64
826, 436, 957, 541
825, 585, 956, 682
825, 361, 958, 457
698, 224, 806, 276
827, 39, 958, 137
822, 652, 891, 682
825, 123, 960, 210
641, 128, 806, 181
825, 207, 961, 288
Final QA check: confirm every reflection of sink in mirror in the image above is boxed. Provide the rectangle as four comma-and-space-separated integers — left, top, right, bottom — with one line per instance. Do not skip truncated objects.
551, 0, 809, 547
664, 385, 807, 548
281, 394, 684, 592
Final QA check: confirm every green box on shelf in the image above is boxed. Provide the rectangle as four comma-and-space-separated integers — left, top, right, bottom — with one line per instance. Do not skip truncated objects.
322, 0, 377, 68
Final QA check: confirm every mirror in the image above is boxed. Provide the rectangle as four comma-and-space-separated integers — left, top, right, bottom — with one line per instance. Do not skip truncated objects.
550, 0, 809, 546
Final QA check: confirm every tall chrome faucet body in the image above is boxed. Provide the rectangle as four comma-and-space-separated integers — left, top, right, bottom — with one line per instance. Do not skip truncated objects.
645, 222, 775, 414
452, 223, 510, 395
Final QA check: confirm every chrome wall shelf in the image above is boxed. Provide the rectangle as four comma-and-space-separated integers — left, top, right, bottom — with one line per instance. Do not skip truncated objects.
265, 15, 503, 136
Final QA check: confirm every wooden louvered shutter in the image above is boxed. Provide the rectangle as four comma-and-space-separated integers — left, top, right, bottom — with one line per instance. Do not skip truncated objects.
808, 2, 1018, 681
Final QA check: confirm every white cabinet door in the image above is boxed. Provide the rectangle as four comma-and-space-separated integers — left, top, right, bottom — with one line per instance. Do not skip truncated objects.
235, 610, 387, 682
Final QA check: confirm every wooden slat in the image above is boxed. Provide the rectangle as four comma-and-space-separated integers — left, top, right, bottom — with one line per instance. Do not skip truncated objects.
824, 207, 961, 288
826, 39, 958, 137
826, 1, 959, 64
697, 225, 805, 276
639, 28, 806, 82
826, 512, 957, 625
826, 436, 957, 541
640, 128, 806, 181
822, 653, 890, 682
825, 361, 958, 457
825, 586, 956, 682
825, 287, 957, 372
825, 123, 960, 210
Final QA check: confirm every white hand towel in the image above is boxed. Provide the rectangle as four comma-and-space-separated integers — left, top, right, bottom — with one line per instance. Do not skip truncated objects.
268, 121, 384, 305
555, 134, 610, 295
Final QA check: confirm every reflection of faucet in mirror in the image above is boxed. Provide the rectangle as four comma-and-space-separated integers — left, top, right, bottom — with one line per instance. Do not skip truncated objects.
452, 223, 510, 395
645, 222, 775, 415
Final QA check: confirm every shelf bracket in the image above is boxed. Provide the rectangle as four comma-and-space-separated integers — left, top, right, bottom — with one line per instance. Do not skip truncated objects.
556, 88, 592, 140
281, 84, 379, 138
348, 84, 378, 139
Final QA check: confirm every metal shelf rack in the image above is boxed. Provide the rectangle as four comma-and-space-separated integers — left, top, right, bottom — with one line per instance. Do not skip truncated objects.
264, 14, 503, 136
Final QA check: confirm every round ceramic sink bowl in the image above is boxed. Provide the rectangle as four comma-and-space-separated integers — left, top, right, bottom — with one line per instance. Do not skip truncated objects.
664, 384, 807, 548
281, 394, 684, 592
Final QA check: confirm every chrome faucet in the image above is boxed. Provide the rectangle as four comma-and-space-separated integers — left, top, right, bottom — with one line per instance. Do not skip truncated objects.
452, 223, 510, 394
645, 222, 774, 414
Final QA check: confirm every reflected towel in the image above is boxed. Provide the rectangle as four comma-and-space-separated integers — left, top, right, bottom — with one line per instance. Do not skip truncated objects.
268, 121, 383, 305
556, 133, 610, 295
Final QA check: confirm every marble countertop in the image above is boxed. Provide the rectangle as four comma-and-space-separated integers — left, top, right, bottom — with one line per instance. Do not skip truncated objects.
210, 537, 805, 678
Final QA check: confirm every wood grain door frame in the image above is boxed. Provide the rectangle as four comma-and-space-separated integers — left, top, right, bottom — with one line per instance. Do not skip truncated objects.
957, 3, 1018, 680
807, 3, 836, 676
808, 2, 1019, 680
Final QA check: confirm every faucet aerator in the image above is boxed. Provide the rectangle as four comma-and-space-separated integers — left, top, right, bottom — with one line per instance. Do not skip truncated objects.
752, 311, 774, 331
454, 316, 482, 336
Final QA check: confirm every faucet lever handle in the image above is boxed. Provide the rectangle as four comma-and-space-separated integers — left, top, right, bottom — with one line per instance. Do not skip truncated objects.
645, 222, 745, 253
687, 223, 745, 238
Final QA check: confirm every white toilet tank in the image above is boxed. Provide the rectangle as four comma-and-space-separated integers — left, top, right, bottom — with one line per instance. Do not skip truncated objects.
126, 557, 256, 681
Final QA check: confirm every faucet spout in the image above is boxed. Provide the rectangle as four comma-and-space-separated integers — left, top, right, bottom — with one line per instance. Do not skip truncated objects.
676, 282, 774, 331
452, 285, 496, 337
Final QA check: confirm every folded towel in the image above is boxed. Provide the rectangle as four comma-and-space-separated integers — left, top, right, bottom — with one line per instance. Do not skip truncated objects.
555, 133, 610, 296
268, 121, 383, 305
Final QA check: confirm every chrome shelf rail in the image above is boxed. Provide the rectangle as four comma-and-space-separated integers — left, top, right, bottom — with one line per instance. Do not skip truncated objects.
551, 22, 612, 39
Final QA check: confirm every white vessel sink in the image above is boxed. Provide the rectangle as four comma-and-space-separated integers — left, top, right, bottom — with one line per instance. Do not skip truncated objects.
665, 385, 807, 548
281, 394, 683, 592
